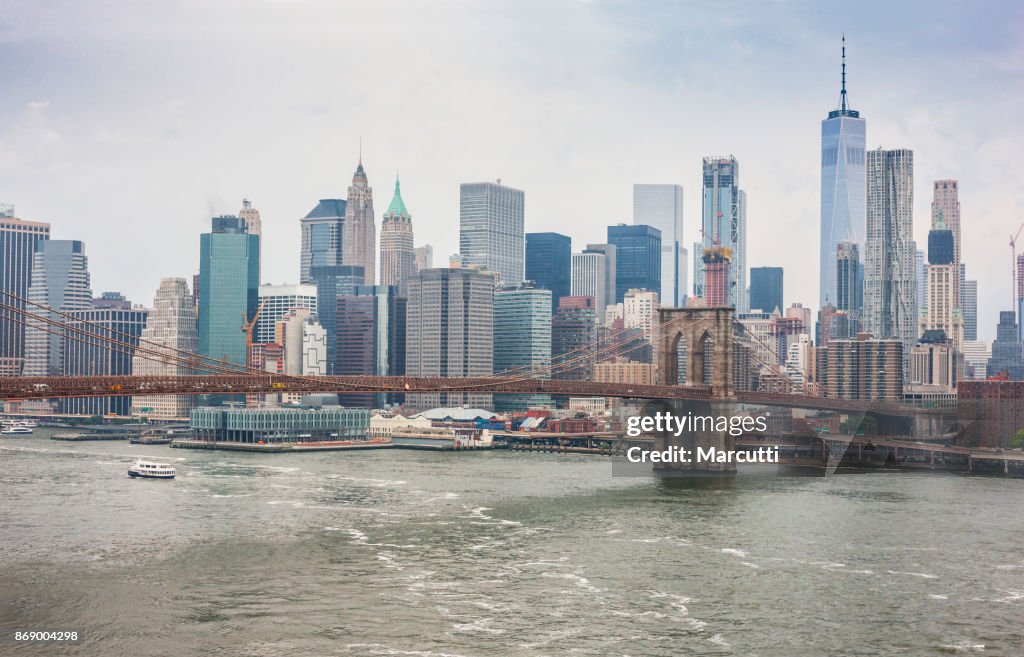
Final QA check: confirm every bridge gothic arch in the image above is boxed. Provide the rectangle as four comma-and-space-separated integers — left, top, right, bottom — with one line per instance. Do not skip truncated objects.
656, 307, 734, 398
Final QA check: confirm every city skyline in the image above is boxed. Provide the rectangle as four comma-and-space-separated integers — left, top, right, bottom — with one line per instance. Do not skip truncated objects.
0, 2, 1021, 339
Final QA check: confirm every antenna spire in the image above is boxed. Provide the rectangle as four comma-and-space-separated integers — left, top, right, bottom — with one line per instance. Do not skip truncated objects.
840, 34, 848, 112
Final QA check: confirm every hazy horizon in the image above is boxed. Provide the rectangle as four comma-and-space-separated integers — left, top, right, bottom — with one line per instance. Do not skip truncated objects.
1, 0, 1021, 339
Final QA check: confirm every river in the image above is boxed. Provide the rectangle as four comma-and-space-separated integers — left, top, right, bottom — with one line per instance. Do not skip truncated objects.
1, 429, 1022, 656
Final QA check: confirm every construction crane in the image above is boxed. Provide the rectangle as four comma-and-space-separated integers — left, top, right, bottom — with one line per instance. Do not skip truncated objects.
1011, 222, 1024, 315
241, 300, 266, 369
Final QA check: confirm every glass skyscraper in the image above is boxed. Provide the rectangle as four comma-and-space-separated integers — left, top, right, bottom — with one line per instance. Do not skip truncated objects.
525, 232, 571, 310
0, 210, 50, 376
696, 156, 747, 310
300, 199, 347, 284
459, 181, 525, 283
23, 240, 93, 377
493, 283, 552, 411
607, 224, 661, 303
819, 38, 867, 309
61, 307, 149, 416
633, 184, 687, 307
749, 267, 783, 314
198, 216, 260, 369
310, 264, 365, 374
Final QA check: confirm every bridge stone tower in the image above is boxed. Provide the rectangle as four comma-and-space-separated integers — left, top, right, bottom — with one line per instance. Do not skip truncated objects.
656, 307, 734, 397
652, 306, 737, 475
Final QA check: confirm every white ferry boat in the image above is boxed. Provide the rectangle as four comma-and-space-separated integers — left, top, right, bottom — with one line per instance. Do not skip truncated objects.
1, 423, 33, 435
128, 460, 176, 479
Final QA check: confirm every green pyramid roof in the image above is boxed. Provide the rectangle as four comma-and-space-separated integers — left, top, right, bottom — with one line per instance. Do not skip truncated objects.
385, 176, 409, 217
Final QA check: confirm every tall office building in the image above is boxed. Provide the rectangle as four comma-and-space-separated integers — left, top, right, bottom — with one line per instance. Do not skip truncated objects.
623, 288, 659, 340
310, 265, 365, 373
915, 249, 927, 314
962, 279, 978, 341
608, 224, 661, 303
405, 268, 494, 409
344, 158, 376, 286
525, 232, 571, 310
819, 37, 867, 308
300, 199, 346, 284
835, 241, 863, 327
256, 284, 318, 344
961, 340, 991, 380
61, 307, 148, 416
354, 285, 407, 378
696, 156, 747, 310
335, 295, 378, 408
459, 181, 525, 283
633, 184, 687, 307
239, 198, 262, 237
131, 278, 198, 419
571, 249, 608, 319
494, 283, 552, 411
414, 245, 433, 273
749, 267, 783, 314
380, 176, 415, 296
585, 243, 617, 309
932, 180, 961, 288
0, 210, 50, 376
551, 296, 598, 381
863, 148, 916, 372
198, 216, 260, 369
987, 312, 1024, 379
921, 228, 963, 349
23, 240, 93, 377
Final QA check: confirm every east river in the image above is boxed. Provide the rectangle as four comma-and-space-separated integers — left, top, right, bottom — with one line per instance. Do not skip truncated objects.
2, 429, 1023, 656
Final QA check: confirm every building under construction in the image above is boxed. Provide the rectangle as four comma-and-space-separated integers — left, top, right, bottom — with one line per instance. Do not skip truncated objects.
702, 245, 732, 307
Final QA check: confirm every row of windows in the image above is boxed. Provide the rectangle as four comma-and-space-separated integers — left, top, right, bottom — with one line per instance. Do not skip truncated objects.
822, 146, 866, 167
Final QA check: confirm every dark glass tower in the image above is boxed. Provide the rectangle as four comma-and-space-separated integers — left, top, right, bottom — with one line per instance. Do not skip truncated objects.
749, 267, 783, 314
525, 232, 571, 310
607, 224, 661, 303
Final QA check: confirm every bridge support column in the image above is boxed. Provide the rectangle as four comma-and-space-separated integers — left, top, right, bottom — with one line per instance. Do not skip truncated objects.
648, 399, 737, 476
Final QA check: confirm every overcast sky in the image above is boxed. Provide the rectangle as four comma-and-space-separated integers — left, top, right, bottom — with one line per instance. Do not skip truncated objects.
1, 0, 1021, 339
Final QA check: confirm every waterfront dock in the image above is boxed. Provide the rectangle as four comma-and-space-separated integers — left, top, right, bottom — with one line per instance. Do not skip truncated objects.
170, 438, 394, 453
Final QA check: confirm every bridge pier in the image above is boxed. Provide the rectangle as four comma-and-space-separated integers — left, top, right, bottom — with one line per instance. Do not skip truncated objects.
646, 399, 737, 476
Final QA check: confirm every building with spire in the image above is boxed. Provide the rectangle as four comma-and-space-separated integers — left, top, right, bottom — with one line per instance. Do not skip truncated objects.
819, 36, 867, 310
380, 176, 415, 296
344, 157, 376, 286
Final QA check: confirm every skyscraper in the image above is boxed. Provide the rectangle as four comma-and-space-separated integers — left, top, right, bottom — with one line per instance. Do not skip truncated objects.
819, 37, 867, 309
749, 267, 783, 314
697, 156, 747, 310
405, 268, 494, 409
633, 184, 687, 307
310, 265, 365, 373
198, 216, 260, 369
962, 279, 978, 342
459, 181, 525, 283
256, 284, 318, 344
608, 224, 661, 303
494, 283, 552, 411
551, 296, 598, 381
0, 209, 50, 376
835, 241, 863, 325
380, 176, 415, 296
300, 199, 346, 285
915, 249, 927, 314
62, 307, 148, 416
525, 232, 571, 310
863, 148, 917, 372
344, 158, 376, 286
987, 312, 1024, 379
23, 240, 93, 377
131, 277, 198, 419
921, 228, 963, 350
585, 243, 617, 309
335, 295, 377, 408
572, 249, 608, 319
932, 180, 961, 289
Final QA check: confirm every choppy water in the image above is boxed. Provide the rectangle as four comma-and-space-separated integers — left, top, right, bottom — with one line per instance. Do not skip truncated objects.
1, 429, 1023, 656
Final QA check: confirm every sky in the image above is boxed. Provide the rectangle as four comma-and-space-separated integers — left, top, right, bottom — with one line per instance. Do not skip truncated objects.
1, 0, 1022, 340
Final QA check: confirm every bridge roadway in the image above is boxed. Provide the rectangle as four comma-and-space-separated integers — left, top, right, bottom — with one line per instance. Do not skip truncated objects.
0, 374, 938, 418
